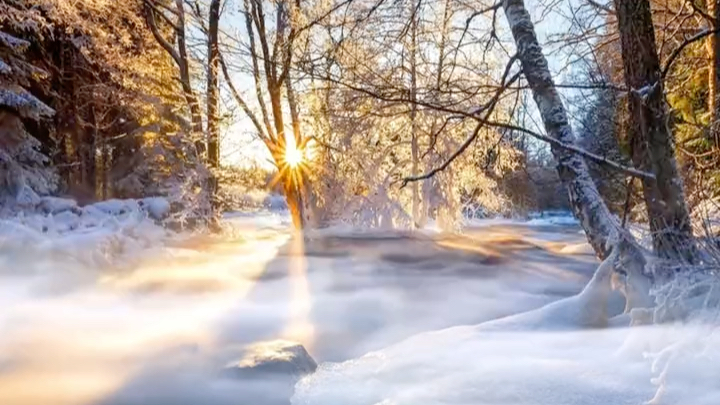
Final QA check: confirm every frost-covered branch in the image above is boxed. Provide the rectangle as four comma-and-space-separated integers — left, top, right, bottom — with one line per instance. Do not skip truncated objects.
485, 122, 656, 180
401, 122, 483, 187
0, 31, 30, 53
0, 87, 54, 120
401, 54, 521, 188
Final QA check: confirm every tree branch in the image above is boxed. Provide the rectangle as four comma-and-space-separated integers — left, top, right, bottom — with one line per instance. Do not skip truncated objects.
687, 0, 715, 23
484, 122, 656, 180
219, 50, 269, 143
402, 55, 520, 187
586, 0, 614, 14
145, 0, 181, 31
144, 1, 181, 66
662, 28, 720, 78
244, 0, 276, 142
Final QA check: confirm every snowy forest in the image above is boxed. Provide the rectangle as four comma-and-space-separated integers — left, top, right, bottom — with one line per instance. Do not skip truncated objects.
2, 0, 720, 404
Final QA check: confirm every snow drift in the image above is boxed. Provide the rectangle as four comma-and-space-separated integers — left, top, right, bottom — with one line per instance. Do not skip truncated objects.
293, 246, 720, 405
0, 196, 173, 268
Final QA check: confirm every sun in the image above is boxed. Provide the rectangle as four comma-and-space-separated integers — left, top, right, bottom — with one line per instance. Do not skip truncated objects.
285, 144, 304, 168
270, 136, 317, 193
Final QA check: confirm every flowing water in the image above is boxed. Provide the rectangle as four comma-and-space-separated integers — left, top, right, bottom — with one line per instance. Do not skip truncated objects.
0, 215, 604, 405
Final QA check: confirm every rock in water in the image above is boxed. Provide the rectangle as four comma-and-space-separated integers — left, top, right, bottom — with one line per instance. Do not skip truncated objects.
223, 340, 317, 405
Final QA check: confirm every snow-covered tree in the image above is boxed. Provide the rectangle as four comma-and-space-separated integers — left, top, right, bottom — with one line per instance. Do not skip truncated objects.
0, 28, 57, 209
296, 0, 524, 229
0, 0, 215, 223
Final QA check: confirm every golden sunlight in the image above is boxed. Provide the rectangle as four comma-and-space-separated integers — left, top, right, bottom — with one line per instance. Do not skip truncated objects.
281, 233, 315, 352
285, 143, 304, 168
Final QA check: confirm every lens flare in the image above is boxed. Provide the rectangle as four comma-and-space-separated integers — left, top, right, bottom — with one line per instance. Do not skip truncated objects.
285, 144, 304, 168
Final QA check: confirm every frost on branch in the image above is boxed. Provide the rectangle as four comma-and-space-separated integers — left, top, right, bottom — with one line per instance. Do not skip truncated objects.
0, 58, 11, 75
0, 86, 54, 120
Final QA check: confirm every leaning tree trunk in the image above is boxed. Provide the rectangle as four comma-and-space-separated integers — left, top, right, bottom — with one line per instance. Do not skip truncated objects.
613, 0, 695, 261
502, 0, 620, 258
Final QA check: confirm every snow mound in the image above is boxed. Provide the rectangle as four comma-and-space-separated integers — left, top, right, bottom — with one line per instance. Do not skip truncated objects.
293, 251, 720, 405
559, 242, 595, 255
139, 197, 171, 221
0, 197, 173, 268
38, 197, 78, 214
293, 324, 720, 405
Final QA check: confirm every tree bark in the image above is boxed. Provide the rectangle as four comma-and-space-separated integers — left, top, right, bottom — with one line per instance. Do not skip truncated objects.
409, 8, 420, 228
502, 0, 620, 258
613, 0, 695, 261
708, 0, 720, 147
207, 0, 221, 168
244, 0, 275, 141
283, 177, 304, 229
285, 66, 306, 228
173, 0, 205, 155
144, 0, 205, 156
247, 0, 304, 229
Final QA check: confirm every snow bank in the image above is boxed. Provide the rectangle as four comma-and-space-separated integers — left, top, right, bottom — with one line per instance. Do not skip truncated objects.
0, 196, 174, 268
559, 242, 595, 255
293, 323, 720, 405
293, 251, 720, 405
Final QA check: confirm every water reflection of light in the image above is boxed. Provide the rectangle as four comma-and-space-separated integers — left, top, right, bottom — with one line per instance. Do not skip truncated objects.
281, 231, 315, 353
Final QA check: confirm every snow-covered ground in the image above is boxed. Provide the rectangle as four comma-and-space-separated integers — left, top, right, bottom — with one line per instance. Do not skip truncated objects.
0, 211, 718, 405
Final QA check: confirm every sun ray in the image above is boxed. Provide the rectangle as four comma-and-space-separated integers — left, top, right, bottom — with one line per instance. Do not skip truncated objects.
269, 135, 316, 193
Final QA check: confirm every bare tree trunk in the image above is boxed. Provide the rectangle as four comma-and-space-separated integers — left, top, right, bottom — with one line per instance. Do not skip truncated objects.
613, 0, 694, 261
286, 69, 306, 228
410, 9, 420, 228
145, 0, 205, 157
268, 85, 285, 140
173, 0, 204, 154
227, 0, 305, 229
708, 0, 720, 148
502, 0, 620, 258
419, 0, 452, 228
207, 0, 221, 168
256, 0, 303, 229
284, 178, 304, 229
286, 74, 302, 146
88, 103, 98, 200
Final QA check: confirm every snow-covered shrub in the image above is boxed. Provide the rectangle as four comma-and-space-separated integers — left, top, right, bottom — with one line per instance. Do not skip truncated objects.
215, 165, 274, 212
301, 19, 524, 230
110, 114, 215, 229
0, 195, 174, 268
